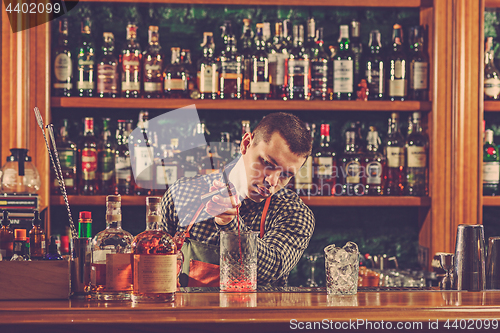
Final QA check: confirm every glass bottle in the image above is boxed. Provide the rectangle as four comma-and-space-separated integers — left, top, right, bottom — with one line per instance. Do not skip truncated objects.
269, 22, 288, 100
310, 28, 329, 100
97, 32, 119, 98
484, 37, 500, 100
405, 112, 428, 195
332, 25, 355, 100
483, 129, 500, 195
240, 18, 254, 100
143, 26, 164, 99
78, 211, 93, 238
121, 23, 142, 98
114, 119, 133, 195
250, 24, 271, 100
90, 195, 134, 301
98, 118, 115, 195
350, 19, 363, 92
164, 47, 189, 98
219, 132, 232, 166
387, 23, 408, 101
384, 112, 405, 195
29, 210, 45, 260
313, 124, 336, 196
11, 229, 29, 261
76, 17, 95, 97
181, 49, 196, 98
198, 32, 219, 100
51, 119, 77, 195
0, 211, 14, 260
131, 111, 153, 196
340, 122, 365, 196
365, 30, 385, 100
364, 127, 386, 196
52, 18, 73, 97
286, 24, 311, 100
408, 26, 429, 101
304, 17, 317, 57
154, 141, 184, 196
295, 123, 315, 196
200, 146, 225, 175
220, 21, 243, 99
45, 236, 63, 260
131, 197, 177, 303
79, 117, 98, 195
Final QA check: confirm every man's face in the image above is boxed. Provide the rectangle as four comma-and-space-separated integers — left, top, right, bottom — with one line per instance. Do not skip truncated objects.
240, 131, 306, 202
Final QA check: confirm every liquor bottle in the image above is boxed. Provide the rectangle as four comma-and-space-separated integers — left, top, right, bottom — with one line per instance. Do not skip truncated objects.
220, 21, 243, 99
90, 195, 134, 301
365, 30, 385, 100
405, 112, 428, 195
313, 124, 336, 196
310, 28, 329, 100
131, 111, 153, 195
269, 22, 288, 100
250, 24, 271, 100
76, 17, 95, 97
219, 132, 232, 166
29, 210, 45, 260
387, 24, 408, 101
286, 24, 311, 100
340, 122, 365, 196
131, 197, 177, 303
114, 119, 132, 195
198, 32, 219, 100
262, 22, 273, 52
350, 19, 363, 92
483, 129, 500, 195
121, 23, 142, 98
240, 19, 254, 100
97, 32, 119, 98
0, 211, 13, 260
364, 127, 386, 196
332, 25, 355, 100
164, 47, 189, 98
484, 37, 500, 100
200, 146, 225, 175
45, 236, 63, 260
305, 17, 317, 57
143, 26, 164, 99
52, 18, 73, 97
98, 118, 115, 195
78, 211, 92, 238
181, 49, 196, 97
79, 117, 98, 195
154, 143, 180, 195
51, 119, 77, 195
385, 112, 405, 195
408, 26, 429, 101
295, 123, 315, 196
10, 229, 30, 261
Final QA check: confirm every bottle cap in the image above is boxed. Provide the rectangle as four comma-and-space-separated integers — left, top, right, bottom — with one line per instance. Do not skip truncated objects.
32, 210, 42, 226
106, 195, 121, 203
79, 211, 92, 219
147, 197, 161, 205
1, 210, 9, 226
14, 229, 26, 241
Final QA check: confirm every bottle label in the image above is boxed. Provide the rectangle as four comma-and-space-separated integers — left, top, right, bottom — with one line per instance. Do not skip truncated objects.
115, 156, 132, 182
295, 156, 313, 186
54, 53, 72, 81
314, 157, 333, 177
59, 148, 76, 169
55, 177, 74, 187
134, 147, 153, 181
133, 254, 177, 293
386, 146, 405, 167
121, 55, 141, 92
221, 61, 243, 75
164, 78, 187, 91
106, 253, 133, 291
198, 65, 218, 93
411, 62, 428, 90
144, 82, 162, 93
97, 64, 119, 94
144, 62, 162, 72
366, 63, 385, 94
53, 83, 73, 89
333, 59, 354, 93
99, 150, 114, 181
407, 146, 426, 168
394, 60, 404, 78
156, 165, 177, 185
389, 79, 407, 97
288, 59, 308, 75
345, 160, 361, 183
81, 148, 98, 180
184, 170, 198, 178
366, 161, 382, 185
311, 61, 328, 92
485, 78, 500, 98
77, 81, 94, 90
483, 161, 500, 183
250, 82, 270, 94
269, 53, 286, 86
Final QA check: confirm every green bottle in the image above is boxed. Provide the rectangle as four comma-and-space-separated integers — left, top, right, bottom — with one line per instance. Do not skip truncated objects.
483, 129, 500, 196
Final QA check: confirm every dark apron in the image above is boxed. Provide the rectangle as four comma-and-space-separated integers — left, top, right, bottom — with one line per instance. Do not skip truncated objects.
178, 196, 271, 287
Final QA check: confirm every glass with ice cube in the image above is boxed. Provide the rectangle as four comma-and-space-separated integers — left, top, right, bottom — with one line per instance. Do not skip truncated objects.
324, 242, 359, 295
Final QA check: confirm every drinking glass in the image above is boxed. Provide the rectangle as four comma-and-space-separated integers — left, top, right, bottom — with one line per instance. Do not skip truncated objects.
305, 253, 323, 287
220, 231, 257, 292
324, 242, 359, 295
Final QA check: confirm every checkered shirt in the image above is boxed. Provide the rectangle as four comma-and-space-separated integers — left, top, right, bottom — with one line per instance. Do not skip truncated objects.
160, 170, 315, 286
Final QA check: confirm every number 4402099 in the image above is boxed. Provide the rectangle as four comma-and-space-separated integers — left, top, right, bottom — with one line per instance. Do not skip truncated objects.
5, 2, 61, 14
443, 319, 498, 330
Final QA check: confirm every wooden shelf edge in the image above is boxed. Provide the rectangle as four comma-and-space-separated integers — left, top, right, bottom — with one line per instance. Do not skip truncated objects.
51, 97, 432, 112
486, 0, 500, 8
482, 196, 500, 206
484, 101, 500, 112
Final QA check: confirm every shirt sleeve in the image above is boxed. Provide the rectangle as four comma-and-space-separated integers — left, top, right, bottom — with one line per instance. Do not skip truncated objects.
160, 186, 178, 237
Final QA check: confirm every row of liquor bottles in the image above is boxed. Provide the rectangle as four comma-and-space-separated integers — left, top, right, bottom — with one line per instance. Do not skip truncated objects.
0, 196, 179, 302
51, 110, 428, 197
52, 16, 429, 101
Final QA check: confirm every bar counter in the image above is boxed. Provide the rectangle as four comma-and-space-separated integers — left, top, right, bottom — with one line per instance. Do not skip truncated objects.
1, 289, 500, 332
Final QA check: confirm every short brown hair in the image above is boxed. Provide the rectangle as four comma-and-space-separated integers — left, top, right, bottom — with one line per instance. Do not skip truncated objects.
252, 112, 312, 158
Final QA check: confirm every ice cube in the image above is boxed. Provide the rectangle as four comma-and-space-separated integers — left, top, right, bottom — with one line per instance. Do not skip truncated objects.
334, 248, 350, 264
343, 241, 358, 254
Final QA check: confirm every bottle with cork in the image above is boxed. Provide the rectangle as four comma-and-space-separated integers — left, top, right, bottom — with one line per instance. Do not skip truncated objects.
29, 210, 46, 260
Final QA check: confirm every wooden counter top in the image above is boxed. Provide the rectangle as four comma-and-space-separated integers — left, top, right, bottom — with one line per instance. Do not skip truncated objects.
1, 291, 500, 332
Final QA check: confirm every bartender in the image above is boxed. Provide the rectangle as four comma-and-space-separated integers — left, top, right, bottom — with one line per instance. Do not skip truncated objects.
161, 112, 315, 287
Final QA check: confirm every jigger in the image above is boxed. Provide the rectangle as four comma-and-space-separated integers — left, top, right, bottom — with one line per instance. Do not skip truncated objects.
486, 236, 500, 289
453, 224, 486, 291
438, 253, 454, 290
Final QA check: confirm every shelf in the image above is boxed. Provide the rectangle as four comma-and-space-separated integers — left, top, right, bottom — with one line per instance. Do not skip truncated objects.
484, 101, 500, 112
51, 97, 432, 112
486, 0, 500, 8
77, 0, 430, 7
51, 195, 431, 207
482, 196, 500, 206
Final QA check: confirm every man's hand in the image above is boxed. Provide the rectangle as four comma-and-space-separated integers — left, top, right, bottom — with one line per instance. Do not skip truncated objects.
205, 179, 241, 225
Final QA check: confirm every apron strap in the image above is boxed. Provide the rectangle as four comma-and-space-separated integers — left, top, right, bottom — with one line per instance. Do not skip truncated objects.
260, 196, 272, 238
